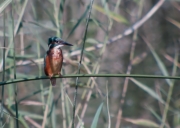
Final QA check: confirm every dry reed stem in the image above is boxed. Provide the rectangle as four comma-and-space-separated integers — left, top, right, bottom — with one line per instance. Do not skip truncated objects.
109, 0, 165, 43
25, 116, 41, 128
42, 105, 48, 128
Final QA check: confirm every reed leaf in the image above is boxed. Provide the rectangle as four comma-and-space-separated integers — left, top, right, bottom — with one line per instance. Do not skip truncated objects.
93, 4, 128, 24
123, 118, 160, 127
90, 103, 104, 128
66, 5, 89, 39
143, 36, 172, 86
130, 78, 164, 103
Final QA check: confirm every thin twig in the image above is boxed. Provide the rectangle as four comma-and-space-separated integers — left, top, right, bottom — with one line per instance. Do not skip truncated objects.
108, 0, 165, 43
163, 53, 180, 68
72, 1, 94, 128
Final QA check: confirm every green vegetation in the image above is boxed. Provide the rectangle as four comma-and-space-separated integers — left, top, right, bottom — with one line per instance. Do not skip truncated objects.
0, 0, 180, 128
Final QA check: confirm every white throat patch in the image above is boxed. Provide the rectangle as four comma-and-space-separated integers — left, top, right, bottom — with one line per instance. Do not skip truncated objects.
55, 45, 63, 49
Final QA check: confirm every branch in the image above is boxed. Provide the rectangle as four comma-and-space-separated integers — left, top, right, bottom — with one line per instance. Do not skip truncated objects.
0, 74, 180, 86
108, 0, 165, 43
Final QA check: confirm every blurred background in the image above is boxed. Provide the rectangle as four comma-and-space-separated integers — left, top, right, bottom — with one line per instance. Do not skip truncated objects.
0, 0, 180, 127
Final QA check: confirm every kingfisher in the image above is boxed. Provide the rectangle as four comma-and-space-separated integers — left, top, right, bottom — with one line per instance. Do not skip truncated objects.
44, 37, 73, 86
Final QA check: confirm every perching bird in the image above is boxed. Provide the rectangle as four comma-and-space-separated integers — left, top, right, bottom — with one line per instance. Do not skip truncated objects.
44, 37, 73, 86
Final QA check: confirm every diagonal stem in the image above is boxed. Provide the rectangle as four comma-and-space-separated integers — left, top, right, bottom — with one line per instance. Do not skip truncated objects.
72, 1, 94, 128
108, 0, 165, 43
160, 42, 179, 128
115, 0, 144, 127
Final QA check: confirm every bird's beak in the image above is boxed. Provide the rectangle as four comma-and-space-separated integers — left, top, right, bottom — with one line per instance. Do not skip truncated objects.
54, 38, 73, 49
61, 41, 73, 46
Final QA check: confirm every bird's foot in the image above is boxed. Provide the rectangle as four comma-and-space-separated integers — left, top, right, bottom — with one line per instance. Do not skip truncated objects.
49, 74, 56, 86
58, 72, 62, 77
50, 77, 56, 86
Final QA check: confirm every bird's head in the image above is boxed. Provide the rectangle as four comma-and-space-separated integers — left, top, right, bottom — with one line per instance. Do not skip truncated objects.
48, 37, 73, 49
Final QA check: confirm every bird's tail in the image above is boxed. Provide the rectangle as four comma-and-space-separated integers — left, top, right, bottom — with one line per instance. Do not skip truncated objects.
50, 78, 56, 86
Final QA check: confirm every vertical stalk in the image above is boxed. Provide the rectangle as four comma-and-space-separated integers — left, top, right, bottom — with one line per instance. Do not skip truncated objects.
114, 0, 121, 13
7, 15, 14, 128
46, 85, 52, 126
61, 82, 66, 128
31, 0, 45, 111
115, 1, 144, 127
0, 6, 6, 127
0, 0, 28, 71
65, 89, 71, 126
160, 43, 179, 128
11, 1, 19, 127
58, 0, 65, 36
106, 81, 111, 128
68, 63, 98, 128
37, 42, 45, 110
20, 28, 24, 56
76, 65, 100, 128
72, 1, 94, 127
54, 0, 60, 37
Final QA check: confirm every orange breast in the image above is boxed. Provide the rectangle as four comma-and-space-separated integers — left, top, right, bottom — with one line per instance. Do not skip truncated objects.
44, 48, 63, 77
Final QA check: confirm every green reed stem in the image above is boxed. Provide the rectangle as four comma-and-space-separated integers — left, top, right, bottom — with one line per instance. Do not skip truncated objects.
1, 74, 180, 86
61, 82, 66, 128
37, 41, 45, 110
72, 1, 94, 127
11, 1, 19, 127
